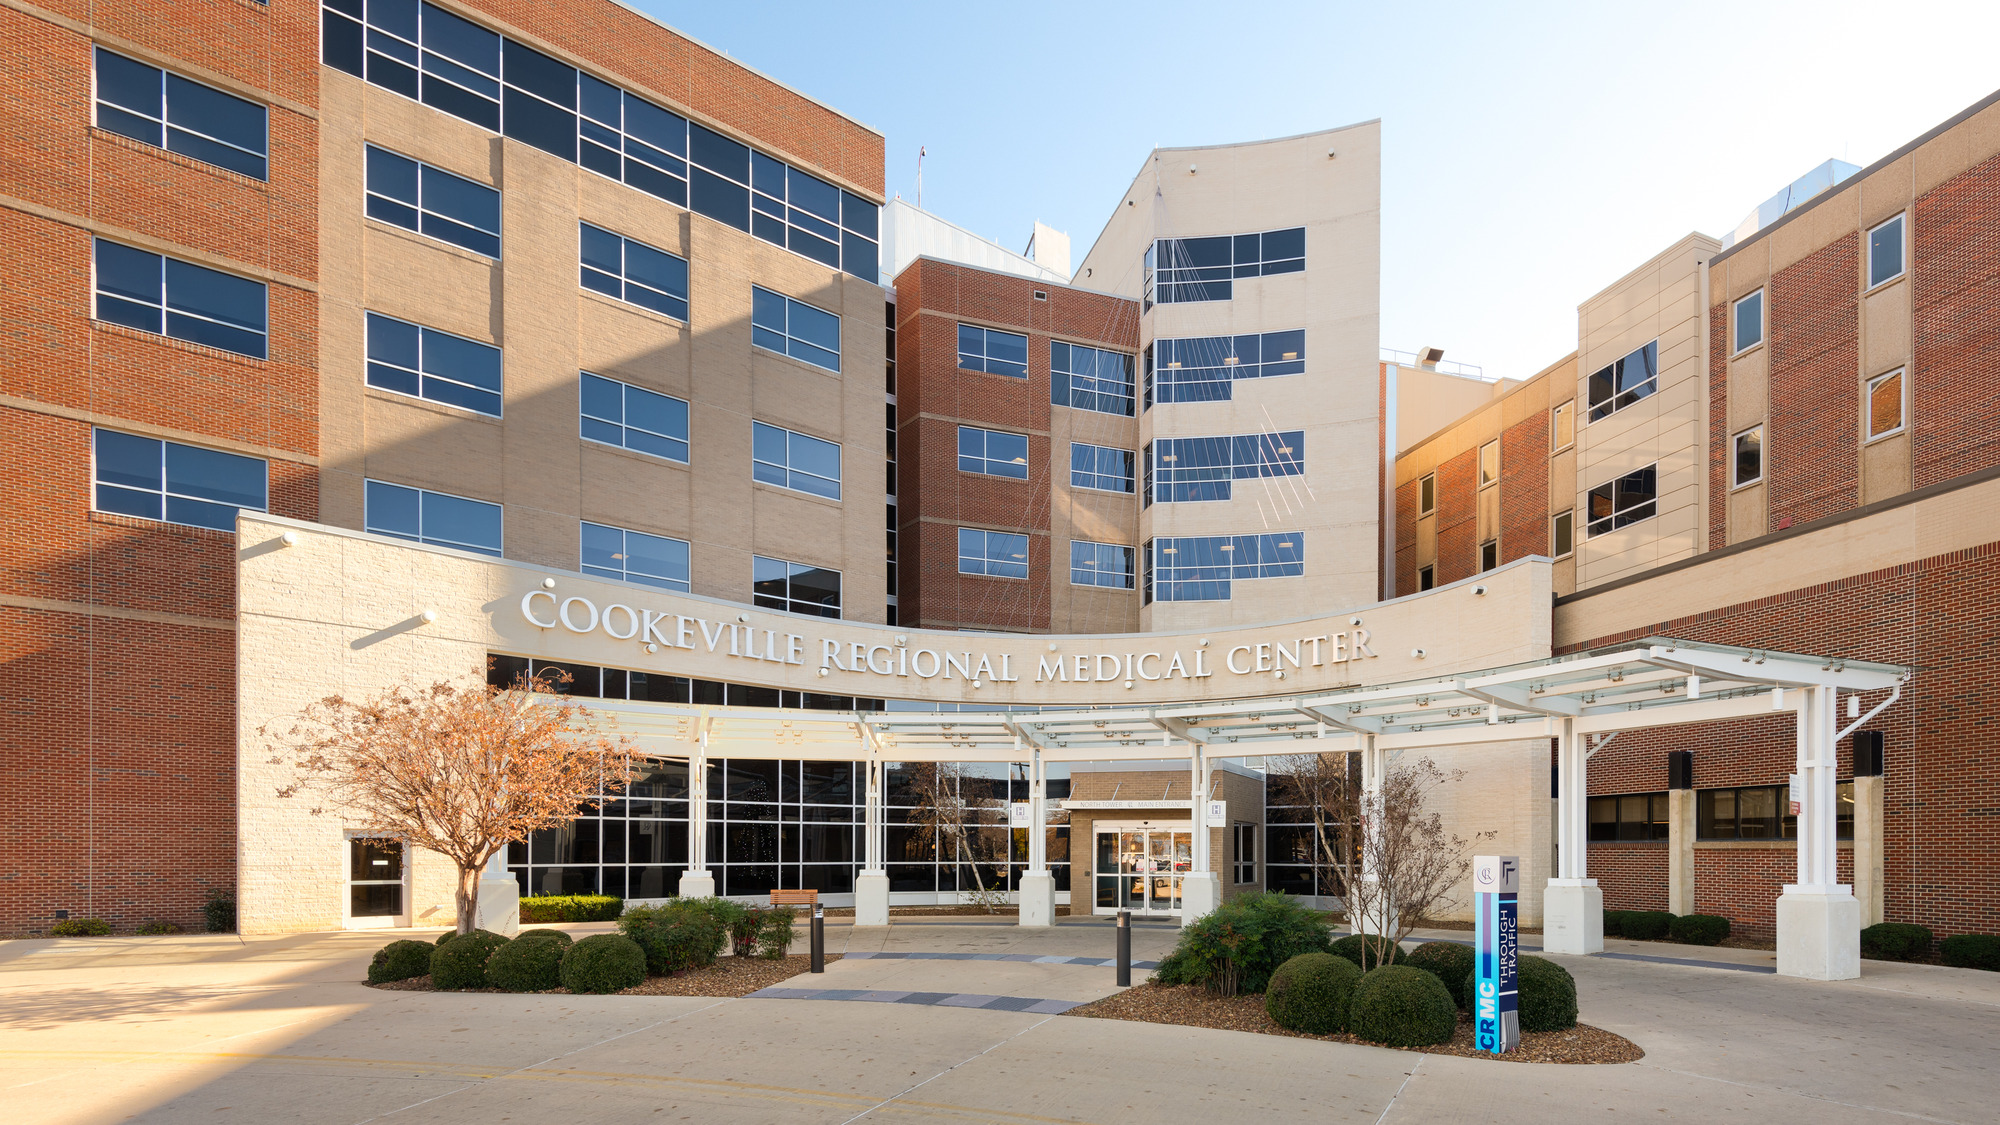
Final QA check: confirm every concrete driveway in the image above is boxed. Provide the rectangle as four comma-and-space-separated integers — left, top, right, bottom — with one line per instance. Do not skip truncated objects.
1, 920, 1993, 1124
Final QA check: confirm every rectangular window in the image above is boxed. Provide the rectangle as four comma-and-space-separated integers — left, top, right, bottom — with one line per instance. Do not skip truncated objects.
1143, 532, 1304, 603
957, 426, 1029, 479
1586, 465, 1657, 536
1069, 540, 1134, 589
1552, 401, 1574, 451
1146, 431, 1305, 504
579, 373, 688, 463
1552, 510, 1574, 558
1866, 370, 1904, 439
1868, 215, 1904, 288
365, 145, 500, 257
1478, 440, 1499, 487
1417, 564, 1435, 591
751, 287, 840, 373
579, 222, 687, 320
1050, 341, 1135, 416
581, 521, 689, 591
1479, 539, 1498, 571
1697, 784, 1854, 841
957, 324, 1029, 378
92, 428, 268, 531
94, 48, 268, 180
365, 480, 502, 556
1147, 330, 1305, 405
1733, 426, 1763, 486
751, 421, 841, 500
365, 312, 502, 416
1233, 823, 1256, 884
1069, 442, 1135, 493
1586, 793, 1669, 841
753, 555, 841, 618
1145, 226, 1305, 306
1587, 340, 1659, 422
1733, 291, 1764, 353
958, 528, 1029, 579
1419, 473, 1435, 515
93, 238, 268, 359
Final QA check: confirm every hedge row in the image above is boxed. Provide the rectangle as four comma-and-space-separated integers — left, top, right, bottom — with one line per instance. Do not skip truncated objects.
518, 895, 624, 923
1261, 949, 1579, 1046
1603, 910, 1731, 945
369, 927, 648, 993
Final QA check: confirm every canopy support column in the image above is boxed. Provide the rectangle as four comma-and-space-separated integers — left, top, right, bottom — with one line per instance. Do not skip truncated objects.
1019, 743, 1055, 926
1180, 739, 1220, 926
1543, 716, 1603, 954
1778, 685, 1860, 979
855, 747, 890, 926
1354, 733, 1394, 936
676, 723, 716, 899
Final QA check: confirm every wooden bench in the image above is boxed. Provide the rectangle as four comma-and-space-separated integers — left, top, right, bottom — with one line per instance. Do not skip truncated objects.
769, 889, 818, 907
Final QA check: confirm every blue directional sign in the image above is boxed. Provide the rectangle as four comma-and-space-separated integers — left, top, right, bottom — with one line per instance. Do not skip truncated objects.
1473, 854, 1520, 1054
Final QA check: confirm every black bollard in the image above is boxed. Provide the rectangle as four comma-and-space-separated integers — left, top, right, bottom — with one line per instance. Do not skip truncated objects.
1116, 909, 1131, 987
810, 903, 825, 973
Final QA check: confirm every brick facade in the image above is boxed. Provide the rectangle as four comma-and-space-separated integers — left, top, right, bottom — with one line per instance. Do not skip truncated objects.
1498, 410, 1549, 563
1432, 448, 1477, 583
1766, 239, 1861, 526
1913, 150, 2000, 489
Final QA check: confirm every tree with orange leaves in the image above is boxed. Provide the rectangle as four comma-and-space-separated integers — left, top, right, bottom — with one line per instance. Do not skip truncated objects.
265, 673, 642, 934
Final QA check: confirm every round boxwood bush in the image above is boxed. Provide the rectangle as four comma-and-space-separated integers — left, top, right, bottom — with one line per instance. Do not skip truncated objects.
436, 929, 460, 946
517, 928, 574, 948
1602, 909, 1627, 937
487, 932, 568, 992
369, 939, 436, 984
1668, 913, 1731, 946
1264, 952, 1362, 1034
1462, 954, 1578, 1033
1330, 933, 1392, 971
1621, 910, 1673, 940
1348, 965, 1458, 1047
1940, 933, 2000, 972
560, 933, 648, 994
430, 929, 509, 990
1403, 941, 1476, 1008
1860, 922, 1932, 961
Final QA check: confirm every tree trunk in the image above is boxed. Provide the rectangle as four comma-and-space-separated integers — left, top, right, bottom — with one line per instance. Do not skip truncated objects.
455, 862, 481, 935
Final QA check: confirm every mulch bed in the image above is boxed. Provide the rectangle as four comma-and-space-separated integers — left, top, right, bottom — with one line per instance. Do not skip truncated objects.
367, 953, 839, 998
1065, 983, 1643, 1064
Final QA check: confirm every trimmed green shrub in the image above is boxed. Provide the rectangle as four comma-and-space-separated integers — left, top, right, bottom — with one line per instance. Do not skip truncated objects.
1602, 909, 1627, 937
437, 930, 460, 945
1940, 933, 2000, 972
517, 894, 624, 923
1403, 941, 1476, 1008
1668, 914, 1731, 946
368, 940, 436, 984
51, 918, 111, 937
618, 900, 728, 975
717, 901, 760, 958
136, 921, 183, 935
1860, 922, 1932, 961
1330, 933, 1395, 971
487, 932, 568, 992
1348, 965, 1458, 1047
1153, 892, 1333, 996
1621, 911, 1673, 940
516, 928, 574, 948
1264, 952, 1362, 1034
1463, 955, 1579, 1033
431, 929, 509, 990
560, 933, 647, 994
204, 890, 236, 934
759, 905, 797, 959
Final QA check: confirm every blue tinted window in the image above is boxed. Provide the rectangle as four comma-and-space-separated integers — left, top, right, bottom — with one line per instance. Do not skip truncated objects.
957, 324, 1028, 378
1070, 540, 1134, 589
1146, 330, 1304, 406
581, 520, 690, 591
958, 528, 1029, 579
1145, 226, 1305, 306
753, 555, 842, 618
957, 426, 1029, 479
751, 421, 840, 500
1144, 532, 1304, 603
93, 239, 267, 359
1147, 431, 1304, 504
94, 48, 268, 179
579, 372, 688, 463
1586, 340, 1658, 422
1051, 340, 1135, 415
366, 312, 502, 415
750, 287, 840, 372
578, 223, 688, 320
1733, 291, 1763, 353
1586, 465, 1657, 536
1069, 442, 1134, 493
365, 146, 500, 257
92, 428, 267, 531
365, 479, 502, 555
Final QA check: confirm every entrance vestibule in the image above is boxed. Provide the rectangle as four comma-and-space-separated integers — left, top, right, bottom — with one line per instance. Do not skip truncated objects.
1093, 822, 1193, 917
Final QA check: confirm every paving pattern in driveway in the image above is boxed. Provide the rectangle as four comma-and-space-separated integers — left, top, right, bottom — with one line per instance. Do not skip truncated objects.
2, 920, 1995, 1125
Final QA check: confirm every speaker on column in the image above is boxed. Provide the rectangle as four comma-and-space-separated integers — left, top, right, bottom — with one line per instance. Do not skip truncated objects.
1853, 730, 1885, 776
1667, 750, 1693, 790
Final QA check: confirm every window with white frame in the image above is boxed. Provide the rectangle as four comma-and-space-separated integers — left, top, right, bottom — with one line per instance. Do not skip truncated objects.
957, 426, 1028, 479
751, 286, 840, 372
581, 520, 689, 591
1552, 510, 1574, 558
1419, 473, 1435, 515
1069, 442, 1135, 493
1478, 440, 1499, 487
1733, 290, 1764, 353
92, 428, 267, 532
579, 373, 688, 462
1051, 341, 1135, 415
751, 421, 840, 500
1552, 400, 1574, 451
1585, 465, 1657, 536
579, 222, 686, 319
1417, 564, 1435, 591
365, 479, 502, 555
94, 47, 268, 180
1733, 426, 1763, 486
366, 312, 502, 416
753, 555, 841, 617
94, 238, 268, 359
1069, 540, 1134, 589
958, 527, 1029, 579
957, 324, 1029, 378
367, 145, 501, 257
1868, 215, 1905, 288
1587, 340, 1658, 421
1867, 370, 1904, 439
1479, 539, 1498, 571
1233, 823, 1256, 884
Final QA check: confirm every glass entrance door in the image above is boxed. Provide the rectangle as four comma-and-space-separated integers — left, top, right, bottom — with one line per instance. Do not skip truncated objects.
347, 836, 407, 928
1093, 825, 1192, 916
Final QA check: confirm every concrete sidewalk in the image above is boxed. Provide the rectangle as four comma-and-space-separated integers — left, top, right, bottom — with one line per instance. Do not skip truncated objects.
1, 923, 1994, 1124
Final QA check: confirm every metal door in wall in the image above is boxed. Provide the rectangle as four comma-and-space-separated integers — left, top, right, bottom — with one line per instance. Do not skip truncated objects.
1092, 823, 1191, 917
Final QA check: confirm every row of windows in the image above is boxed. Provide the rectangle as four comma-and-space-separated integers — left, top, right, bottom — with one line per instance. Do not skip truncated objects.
320, 0, 879, 279
1143, 431, 1304, 505
1145, 330, 1306, 407
1143, 532, 1305, 604
1144, 227, 1306, 306
1588, 786, 1855, 841
954, 329, 1139, 420
1730, 214, 1905, 356
1728, 368, 1906, 491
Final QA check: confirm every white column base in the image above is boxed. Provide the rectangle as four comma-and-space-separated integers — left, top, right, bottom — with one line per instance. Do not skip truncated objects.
676, 871, 716, 899
1017, 872, 1056, 927
1542, 879, 1603, 955
474, 878, 519, 936
854, 871, 891, 926
1777, 886, 1860, 980
1180, 872, 1220, 927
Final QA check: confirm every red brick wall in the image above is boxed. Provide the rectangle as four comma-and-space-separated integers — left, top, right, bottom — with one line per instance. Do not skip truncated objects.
1432, 449, 1476, 583
1706, 302, 1730, 549
1592, 844, 1669, 913
893, 259, 1137, 631
1393, 477, 1419, 595
1767, 239, 1860, 526
1498, 410, 1548, 562
1913, 150, 2000, 488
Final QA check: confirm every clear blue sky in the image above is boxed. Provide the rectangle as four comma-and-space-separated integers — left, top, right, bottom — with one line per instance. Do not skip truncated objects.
632, 0, 2000, 381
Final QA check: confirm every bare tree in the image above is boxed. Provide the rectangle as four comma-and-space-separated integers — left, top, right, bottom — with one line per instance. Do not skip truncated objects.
1345, 756, 1494, 967
265, 673, 643, 934
1267, 752, 1361, 905
902, 761, 1010, 911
